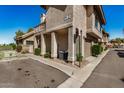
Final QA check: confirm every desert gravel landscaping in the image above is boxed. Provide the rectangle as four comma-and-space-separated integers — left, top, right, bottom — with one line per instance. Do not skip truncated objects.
0, 58, 69, 88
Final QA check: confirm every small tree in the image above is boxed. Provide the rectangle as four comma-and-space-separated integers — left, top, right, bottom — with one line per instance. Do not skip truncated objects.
15, 30, 24, 37
27, 28, 33, 33
16, 45, 22, 52
116, 38, 122, 46
92, 44, 103, 57
9, 43, 16, 50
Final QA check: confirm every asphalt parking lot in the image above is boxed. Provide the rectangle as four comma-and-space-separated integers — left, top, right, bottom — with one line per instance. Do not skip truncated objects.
82, 49, 124, 88
0, 58, 69, 88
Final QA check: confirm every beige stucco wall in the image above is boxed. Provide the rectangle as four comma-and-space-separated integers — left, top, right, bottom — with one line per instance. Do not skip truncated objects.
73, 5, 87, 58
46, 5, 73, 30
44, 34, 51, 52
86, 6, 94, 30
23, 35, 34, 45
86, 6, 102, 39
68, 27, 75, 62
102, 35, 109, 50
56, 29, 68, 51
103, 35, 109, 43
84, 39, 92, 58
32, 5, 105, 61
86, 6, 101, 31
73, 6, 87, 37
22, 35, 34, 53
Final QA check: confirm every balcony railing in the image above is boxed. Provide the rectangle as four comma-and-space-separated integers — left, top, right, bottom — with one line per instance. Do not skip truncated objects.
87, 27, 102, 39
87, 13, 102, 39
34, 23, 46, 32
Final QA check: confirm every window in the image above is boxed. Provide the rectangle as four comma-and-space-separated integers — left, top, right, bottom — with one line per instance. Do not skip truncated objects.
95, 16, 102, 33
26, 41, 34, 45
100, 26, 102, 33
95, 17, 98, 29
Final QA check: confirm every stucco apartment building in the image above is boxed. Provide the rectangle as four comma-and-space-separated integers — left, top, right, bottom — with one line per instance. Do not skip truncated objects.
16, 30, 35, 53
101, 30, 109, 49
16, 5, 108, 62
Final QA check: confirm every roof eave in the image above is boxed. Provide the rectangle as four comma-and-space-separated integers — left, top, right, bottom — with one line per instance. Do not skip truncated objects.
97, 5, 106, 25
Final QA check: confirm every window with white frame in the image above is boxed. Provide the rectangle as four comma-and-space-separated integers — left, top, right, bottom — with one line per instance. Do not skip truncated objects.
26, 41, 34, 45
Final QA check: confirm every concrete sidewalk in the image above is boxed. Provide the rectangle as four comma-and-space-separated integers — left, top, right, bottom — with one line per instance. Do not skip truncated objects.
58, 49, 109, 88
0, 49, 109, 88
26, 49, 109, 88
27, 54, 77, 76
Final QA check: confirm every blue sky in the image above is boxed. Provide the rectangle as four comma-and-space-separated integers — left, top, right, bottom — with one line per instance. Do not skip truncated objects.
0, 5, 124, 44
0, 5, 46, 44
103, 5, 124, 39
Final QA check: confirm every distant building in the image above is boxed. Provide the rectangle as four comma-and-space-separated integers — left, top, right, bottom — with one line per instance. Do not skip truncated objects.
16, 31, 35, 53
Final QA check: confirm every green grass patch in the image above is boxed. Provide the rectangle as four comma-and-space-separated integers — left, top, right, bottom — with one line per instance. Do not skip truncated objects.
0, 46, 13, 51
0, 52, 4, 59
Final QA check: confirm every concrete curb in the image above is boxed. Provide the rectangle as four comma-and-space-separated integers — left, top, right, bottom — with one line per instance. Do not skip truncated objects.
57, 49, 109, 88
27, 54, 77, 76
0, 57, 29, 63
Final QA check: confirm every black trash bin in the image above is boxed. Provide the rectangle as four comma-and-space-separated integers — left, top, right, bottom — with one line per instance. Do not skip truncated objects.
58, 51, 68, 61
63, 51, 68, 61
58, 51, 64, 60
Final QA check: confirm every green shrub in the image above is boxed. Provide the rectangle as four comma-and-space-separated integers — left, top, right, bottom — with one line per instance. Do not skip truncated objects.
34, 48, 41, 56
9, 43, 16, 50
12, 44, 16, 50
16, 45, 22, 52
101, 46, 103, 52
104, 47, 108, 51
76, 53, 83, 61
44, 52, 51, 58
0, 45, 13, 51
0, 52, 4, 59
92, 44, 103, 57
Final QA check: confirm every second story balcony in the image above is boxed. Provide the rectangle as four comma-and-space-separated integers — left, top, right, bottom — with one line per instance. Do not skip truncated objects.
102, 31, 109, 43
34, 22, 46, 33
41, 5, 73, 31
87, 12, 102, 39
86, 6, 105, 39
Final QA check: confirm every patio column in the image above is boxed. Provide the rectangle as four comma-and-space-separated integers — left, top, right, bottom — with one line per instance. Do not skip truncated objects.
51, 32, 57, 59
34, 36, 38, 49
41, 33, 46, 56
68, 27, 75, 64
